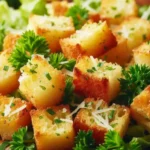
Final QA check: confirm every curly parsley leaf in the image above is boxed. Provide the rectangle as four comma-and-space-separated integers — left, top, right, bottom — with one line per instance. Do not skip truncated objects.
9, 127, 35, 150
0, 21, 6, 51
73, 130, 95, 150
97, 130, 141, 150
48, 53, 76, 71
66, 5, 89, 29
9, 30, 50, 71
116, 64, 150, 105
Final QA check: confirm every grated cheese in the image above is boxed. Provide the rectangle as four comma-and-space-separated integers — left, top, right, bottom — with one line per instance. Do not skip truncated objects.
9, 104, 26, 117
4, 98, 13, 117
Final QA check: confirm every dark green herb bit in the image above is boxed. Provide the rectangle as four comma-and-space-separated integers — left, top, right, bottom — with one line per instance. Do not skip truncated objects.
47, 108, 55, 115
54, 118, 63, 124
45, 72, 51, 80
40, 85, 46, 90
108, 110, 115, 119
3, 66, 9, 71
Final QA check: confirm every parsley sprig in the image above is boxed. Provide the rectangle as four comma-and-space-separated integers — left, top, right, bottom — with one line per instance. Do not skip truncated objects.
48, 53, 76, 71
97, 130, 141, 150
9, 30, 50, 71
0, 21, 6, 51
66, 5, 89, 29
117, 64, 150, 105
73, 130, 141, 150
73, 130, 95, 150
3, 127, 36, 150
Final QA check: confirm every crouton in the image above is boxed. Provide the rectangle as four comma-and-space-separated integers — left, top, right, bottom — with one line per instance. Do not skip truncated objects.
133, 41, 150, 66
100, 35, 131, 66
31, 105, 75, 150
131, 85, 150, 132
113, 17, 150, 50
60, 21, 117, 59
0, 95, 32, 140
100, 0, 138, 25
0, 50, 20, 95
3, 33, 20, 51
73, 56, 122, 103
19, 55, 65, 109
73, 98, 130, 144
28, 15, 75, 53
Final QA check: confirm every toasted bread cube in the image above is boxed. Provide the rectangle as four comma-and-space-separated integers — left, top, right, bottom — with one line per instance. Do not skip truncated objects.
19, 55, 65, 109
60, 21, 117, 59
100, 0, 138, 25
133, 41, 150, 66
100, 35, 131, 65
113, 17, 150, 50
73, 56, 122, 103
3, 33, 20, 51
0, 50, 20, 95
28, 15, 75, 53
131, 86, 150, 132
31, 105, 75, 150
0, 95, 31, 140
73, 98, 130, 144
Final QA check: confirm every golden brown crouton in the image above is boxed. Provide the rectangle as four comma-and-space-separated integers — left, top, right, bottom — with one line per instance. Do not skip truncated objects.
73, 56, 122, 103
73, 98, 130, 144
133, 41, 150, 66
100, 35, 131, 66
100, 0, 138, 25
28, 15, 75, 53
0, 95, 32, 140
60, 21, 117, 59
113, 17, 150, 50
31, 105, 75, 150
0, 50, 20, 95
131, 86, 150, 132
3, 33, 20, 51
19, 55, 65, 109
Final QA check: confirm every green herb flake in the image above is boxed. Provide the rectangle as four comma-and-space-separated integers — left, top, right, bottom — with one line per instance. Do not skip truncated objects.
10, 103, 15, 108
54, 118, 63, 124
40, 85, 46, 90
143, 34, 147, 40
108, 110, 115, 119
111, 6, 117, 10
3, 66, 9, 71
39, 116, 43, 119
45, 72, 51, 80
47, 108, 56, 115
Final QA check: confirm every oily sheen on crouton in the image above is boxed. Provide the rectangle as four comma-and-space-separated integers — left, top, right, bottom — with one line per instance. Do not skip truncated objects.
100, 0, 138, 25
100, 35, 131, 65
73, 56, 122, 103
0, 95, 31, 140
131, 86, 150, 132
19, 55, 65, 109
133, 41, 150, 66
28, 15, 75, 53
113, 17, 150, 50
3, 33, 20, 51
0, 50, 20, 95
31, 105, 75, 150
60, 21, 117, 59
73, 98, 130, 144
